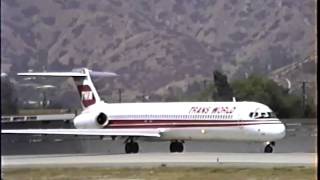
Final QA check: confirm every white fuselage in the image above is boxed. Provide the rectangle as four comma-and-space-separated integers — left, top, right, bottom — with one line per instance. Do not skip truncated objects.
74, 101, 286, 142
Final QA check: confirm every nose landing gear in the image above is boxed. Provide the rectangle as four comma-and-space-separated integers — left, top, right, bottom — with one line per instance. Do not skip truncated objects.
170, 141, 184, 153
264, 141, 275, 153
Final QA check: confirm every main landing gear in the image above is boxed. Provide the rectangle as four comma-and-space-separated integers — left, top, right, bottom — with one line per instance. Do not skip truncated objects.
264, 141, 275, 153
125, 137, 139, 154
124, 138, 185, 153
170, 141, 184, 153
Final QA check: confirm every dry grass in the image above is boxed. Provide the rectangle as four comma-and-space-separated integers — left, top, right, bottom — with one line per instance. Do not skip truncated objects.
3, 166, 316, 180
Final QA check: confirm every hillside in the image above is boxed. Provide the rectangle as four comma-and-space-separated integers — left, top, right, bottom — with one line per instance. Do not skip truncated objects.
1, 0, 316, 107
269, 53, 317, 104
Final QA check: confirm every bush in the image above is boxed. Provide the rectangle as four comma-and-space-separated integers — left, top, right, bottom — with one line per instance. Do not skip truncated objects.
231, 75, 315, 118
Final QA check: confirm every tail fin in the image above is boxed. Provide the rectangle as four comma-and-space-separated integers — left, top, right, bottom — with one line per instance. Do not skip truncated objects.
18, 68, 117, 108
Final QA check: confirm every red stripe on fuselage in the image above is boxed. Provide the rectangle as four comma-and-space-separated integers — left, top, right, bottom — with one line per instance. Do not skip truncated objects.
104, 119, 280, 128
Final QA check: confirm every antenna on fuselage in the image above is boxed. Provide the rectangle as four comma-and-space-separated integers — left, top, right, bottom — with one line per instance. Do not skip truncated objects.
232, 97, 236, 102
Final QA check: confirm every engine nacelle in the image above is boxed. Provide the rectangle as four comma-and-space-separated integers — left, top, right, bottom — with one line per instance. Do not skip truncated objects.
73, 112, 109, 129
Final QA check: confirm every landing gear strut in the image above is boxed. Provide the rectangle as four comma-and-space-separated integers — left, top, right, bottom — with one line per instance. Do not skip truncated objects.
125, 137, 139, 154
264, 141, 275, 153
170, 141, 184, 153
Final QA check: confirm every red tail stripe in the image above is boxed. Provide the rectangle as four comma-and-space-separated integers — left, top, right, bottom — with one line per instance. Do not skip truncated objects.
77, 85, 96, 107
77, 85, 92, 91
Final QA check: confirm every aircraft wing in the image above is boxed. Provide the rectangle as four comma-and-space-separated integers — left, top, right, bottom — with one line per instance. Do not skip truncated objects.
1, 129, 162, 137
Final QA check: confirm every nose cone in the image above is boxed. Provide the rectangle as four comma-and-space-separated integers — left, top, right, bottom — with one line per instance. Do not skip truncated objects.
263, 121, 286, 140
273, 122, 286, 139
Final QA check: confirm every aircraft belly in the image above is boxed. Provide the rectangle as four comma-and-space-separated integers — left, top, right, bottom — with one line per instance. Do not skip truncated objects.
146, 120, 286, 142
158, 126, 257, 141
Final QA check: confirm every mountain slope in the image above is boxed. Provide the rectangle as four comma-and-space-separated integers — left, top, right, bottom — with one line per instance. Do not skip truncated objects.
1, 0, 316, 105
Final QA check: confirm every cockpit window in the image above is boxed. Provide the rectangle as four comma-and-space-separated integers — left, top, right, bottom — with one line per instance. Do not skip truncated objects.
249, 112, 253, 118
267, 112, 277, 118
254, 112, 277, 119
267, 112, 271, 118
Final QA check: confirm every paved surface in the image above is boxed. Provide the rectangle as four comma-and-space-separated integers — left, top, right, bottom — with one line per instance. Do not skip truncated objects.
1, 118, 317, 155
2, 153, 317, 168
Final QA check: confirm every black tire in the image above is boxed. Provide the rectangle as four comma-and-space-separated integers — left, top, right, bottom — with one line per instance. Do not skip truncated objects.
132, 142, 139, 153
125, 143, 132, 154
170, 142, 177, 153
177, 142, 184, 153
264, 145, 273, 153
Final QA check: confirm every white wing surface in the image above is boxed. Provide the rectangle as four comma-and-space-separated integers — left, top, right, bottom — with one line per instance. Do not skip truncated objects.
2, 129, 161, 137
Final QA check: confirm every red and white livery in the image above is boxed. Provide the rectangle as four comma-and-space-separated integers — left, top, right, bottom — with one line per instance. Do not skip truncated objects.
2, 68, 286, 153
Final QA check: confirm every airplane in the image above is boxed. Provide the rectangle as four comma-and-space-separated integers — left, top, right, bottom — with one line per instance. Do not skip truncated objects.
2, 68, 286, 153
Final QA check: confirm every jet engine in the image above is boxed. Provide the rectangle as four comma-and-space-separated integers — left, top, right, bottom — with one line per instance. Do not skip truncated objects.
73, 112, 109, 129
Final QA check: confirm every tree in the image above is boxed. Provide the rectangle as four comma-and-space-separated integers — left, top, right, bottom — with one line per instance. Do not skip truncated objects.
212, 70, 233, 101
231, 75, 311, 118
182, 74, 315, 118
1, 78, 18, 115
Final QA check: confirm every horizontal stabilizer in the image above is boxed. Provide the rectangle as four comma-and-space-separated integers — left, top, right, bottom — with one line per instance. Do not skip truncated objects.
2, 129, 161, 137
89, 71, 118, 77
72, 68, 118, 77
18, 72, 87, 77
18, 69, 118, 77
17, 68, 118, 108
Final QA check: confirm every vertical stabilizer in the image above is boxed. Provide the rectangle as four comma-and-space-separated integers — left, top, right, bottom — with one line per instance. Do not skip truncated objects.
73, 69, 100, 108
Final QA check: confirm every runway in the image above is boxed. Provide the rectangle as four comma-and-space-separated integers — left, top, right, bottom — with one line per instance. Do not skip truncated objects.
2, 119, 317, 155
1, 118, 317, 170
2, 153, 317, 169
